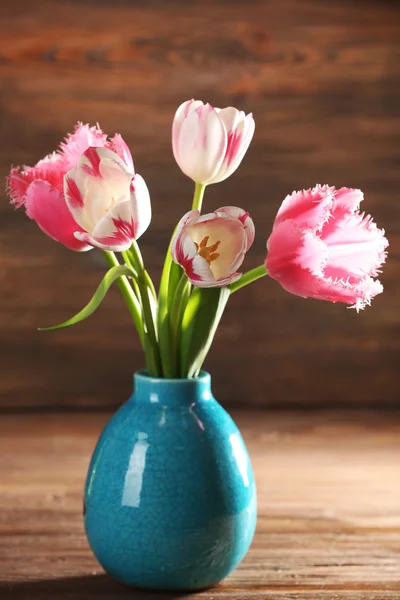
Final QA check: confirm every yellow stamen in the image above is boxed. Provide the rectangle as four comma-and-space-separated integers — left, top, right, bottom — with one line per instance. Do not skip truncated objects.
195, 237, 221, 264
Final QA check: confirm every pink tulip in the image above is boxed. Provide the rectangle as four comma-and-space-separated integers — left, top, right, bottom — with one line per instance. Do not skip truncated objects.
7, 124, 135, 251
172, 100, 255, 185
64, 147, 151, 251
171, 206, 255, 287
266, 185, 388, 310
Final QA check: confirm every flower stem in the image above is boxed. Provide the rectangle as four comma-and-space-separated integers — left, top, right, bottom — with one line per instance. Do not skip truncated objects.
128, 242, 157, 298
123, 244, 162, 377
157, 183, 207, 378
157, 240, 175, 378
192, 182, 206, 212
102, 251, 144, 345
170, 273, 191, 365
229, 264, 268, 293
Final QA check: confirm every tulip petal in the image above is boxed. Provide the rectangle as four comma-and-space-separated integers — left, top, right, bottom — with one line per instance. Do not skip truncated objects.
334, 187, 364, 215
75, 200, 135, 252
322, 212, 388, 279
298, 270, 383, 311
109, 133, 135, 173
25, 181, 91, 251
171, 210, 200, 264
209, 109, 255, 184
8, 153, 65, 207
76, 173, 151, 251
194, 271, 242, 288
129, 174, 151, 240
266, 220, 328, 281
177, 104, 227, 183
65, 147, 133, 233
274, 184, 335, 231
186, 215, 247, 280
64, 167, 92, 231
172, 230, 215, 285
172, 100, 205, 165
215, 206, 255, 250
60, 123, 108, 171
8, 167, 35, 207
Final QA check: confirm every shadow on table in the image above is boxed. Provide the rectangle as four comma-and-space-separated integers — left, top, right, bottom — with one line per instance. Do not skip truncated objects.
0, 574, 204, 599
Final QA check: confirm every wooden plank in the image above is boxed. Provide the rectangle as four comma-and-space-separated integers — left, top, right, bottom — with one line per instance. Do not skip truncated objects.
0, 0, 399, 409
1, 411, 400, 598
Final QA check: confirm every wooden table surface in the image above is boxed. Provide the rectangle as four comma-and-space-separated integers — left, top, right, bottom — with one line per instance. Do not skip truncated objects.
1, 411, 400, 599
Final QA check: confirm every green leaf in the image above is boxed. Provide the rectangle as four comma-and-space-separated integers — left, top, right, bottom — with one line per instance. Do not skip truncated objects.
168, 261, 182, 312
157, 245, 178, 378
180, 287, 230, 378
39, 265, 136, 331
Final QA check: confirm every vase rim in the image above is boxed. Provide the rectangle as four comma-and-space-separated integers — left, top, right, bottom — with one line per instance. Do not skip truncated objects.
134, 369, 211, 385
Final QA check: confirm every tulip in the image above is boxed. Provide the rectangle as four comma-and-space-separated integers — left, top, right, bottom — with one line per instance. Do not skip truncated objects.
7, 124, 135, 251
64, 147, 151, 251
172, 100, 255, 185
171, 206, 255, 287
266, 185, 388, 310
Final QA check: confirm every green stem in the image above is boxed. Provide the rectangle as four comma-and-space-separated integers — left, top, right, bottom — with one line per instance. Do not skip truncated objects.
122, 245, 162, 377
127, 242, 156, 298
157, 241, 175, 378
102, 251, 144, 345
170, 274, 191, 363
157, 182, 207, 378
229, 264, 268, 293
192, 182, 206, 211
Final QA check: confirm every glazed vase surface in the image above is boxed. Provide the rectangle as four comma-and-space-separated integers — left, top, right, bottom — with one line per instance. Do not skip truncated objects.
84, 370, 257, 590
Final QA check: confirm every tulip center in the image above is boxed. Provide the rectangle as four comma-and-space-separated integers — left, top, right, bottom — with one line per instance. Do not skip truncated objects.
105, 196, 118, 214
194, 236, 221, 264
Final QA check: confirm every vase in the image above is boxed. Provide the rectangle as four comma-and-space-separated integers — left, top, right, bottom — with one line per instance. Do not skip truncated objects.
84, 370, 257, 591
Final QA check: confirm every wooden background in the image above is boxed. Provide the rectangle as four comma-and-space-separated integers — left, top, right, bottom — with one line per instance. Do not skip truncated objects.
0, 0, 399, 411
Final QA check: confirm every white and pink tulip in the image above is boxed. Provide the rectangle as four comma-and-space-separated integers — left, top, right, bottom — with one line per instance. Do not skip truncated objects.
266, 185, 388, 310
64, 147, 151, 251
172, 100, 255, 185
171, 206, 255, 287
7, 124, 138, 251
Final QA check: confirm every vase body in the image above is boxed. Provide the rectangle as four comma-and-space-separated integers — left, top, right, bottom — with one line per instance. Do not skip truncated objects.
84, 370, 256, 591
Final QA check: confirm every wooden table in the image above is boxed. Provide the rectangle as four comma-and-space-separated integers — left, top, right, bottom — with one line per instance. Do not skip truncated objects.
1, 411, 399, 599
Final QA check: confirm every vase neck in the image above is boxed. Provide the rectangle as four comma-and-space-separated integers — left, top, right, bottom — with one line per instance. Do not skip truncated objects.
131, 370, 213, 407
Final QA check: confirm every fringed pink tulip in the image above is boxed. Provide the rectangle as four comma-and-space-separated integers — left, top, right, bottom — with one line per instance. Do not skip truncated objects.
7, 124, 135, 251
266, 185, 388, 310
172, 100, 255, 185
64, 147, 151, 251
171, 206, 255, 287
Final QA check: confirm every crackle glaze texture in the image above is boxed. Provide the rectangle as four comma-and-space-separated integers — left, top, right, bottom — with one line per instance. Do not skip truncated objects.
84, 371, 257, 590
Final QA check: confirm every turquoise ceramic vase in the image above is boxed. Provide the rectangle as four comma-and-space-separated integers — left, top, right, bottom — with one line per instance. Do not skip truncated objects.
84, 370, 256, 591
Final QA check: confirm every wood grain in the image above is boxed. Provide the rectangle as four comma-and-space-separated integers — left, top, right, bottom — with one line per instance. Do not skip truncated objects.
1, 410, 400, 599
0, 0, 399, 409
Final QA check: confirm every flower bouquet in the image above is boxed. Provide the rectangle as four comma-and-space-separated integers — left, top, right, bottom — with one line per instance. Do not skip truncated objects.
7, 100, 388, 590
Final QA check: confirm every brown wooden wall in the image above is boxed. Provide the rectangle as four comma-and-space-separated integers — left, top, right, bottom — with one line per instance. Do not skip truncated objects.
0, 0, 399, 411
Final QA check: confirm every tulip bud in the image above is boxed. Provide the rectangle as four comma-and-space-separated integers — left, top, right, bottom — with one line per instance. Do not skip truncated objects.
172, 100, 255, 185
